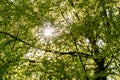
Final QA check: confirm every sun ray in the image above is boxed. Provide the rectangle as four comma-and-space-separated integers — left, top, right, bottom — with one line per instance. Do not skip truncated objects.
43, 26, 55, 37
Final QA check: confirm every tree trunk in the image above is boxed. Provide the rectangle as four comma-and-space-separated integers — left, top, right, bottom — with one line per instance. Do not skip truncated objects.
95, 76, 107, 80
89, 38, 107, 80
94, 58, 107, 80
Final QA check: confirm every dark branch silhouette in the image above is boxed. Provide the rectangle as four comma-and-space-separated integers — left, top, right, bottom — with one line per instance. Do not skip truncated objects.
0, 31, 31, 46
0, 31, 90, 57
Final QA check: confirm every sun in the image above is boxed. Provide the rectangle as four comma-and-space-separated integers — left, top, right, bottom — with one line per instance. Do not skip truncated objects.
43, 26, 55, 37
34, 22, 63, 43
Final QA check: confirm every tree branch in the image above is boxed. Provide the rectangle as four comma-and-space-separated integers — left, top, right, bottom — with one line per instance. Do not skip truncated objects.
40, 49, 90, 57
0, 31, 31, 46
0, 31, 90, 57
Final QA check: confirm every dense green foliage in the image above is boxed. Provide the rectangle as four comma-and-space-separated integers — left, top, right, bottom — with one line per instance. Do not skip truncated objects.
0, 0, 120, 80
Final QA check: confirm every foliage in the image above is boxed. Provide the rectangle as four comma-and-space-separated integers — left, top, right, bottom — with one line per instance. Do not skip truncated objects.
0, 0, 120, 80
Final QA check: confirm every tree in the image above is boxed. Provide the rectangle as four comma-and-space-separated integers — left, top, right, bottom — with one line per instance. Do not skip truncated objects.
0, 0, 120, 80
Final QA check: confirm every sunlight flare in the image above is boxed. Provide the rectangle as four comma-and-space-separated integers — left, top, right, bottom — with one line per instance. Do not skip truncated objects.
43, 26, 55, 37
34, 22, 65, 43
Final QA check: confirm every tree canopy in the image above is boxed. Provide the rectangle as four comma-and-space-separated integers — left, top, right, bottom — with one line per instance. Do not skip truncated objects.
0, 0, 120, 80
